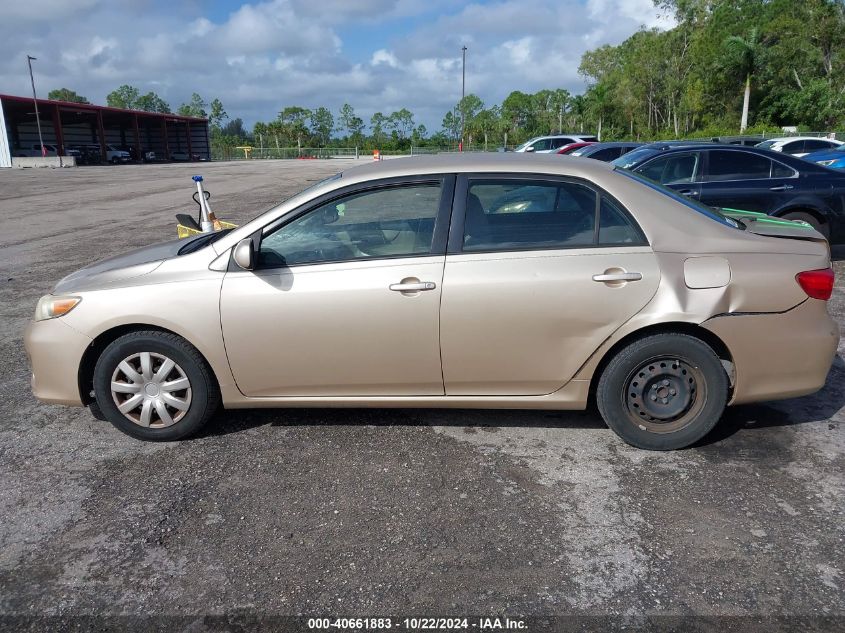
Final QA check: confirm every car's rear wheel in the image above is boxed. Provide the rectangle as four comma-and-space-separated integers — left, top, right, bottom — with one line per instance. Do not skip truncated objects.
781, 211, 829, 240
596, 333, 728, 450
93, 331, 219, 441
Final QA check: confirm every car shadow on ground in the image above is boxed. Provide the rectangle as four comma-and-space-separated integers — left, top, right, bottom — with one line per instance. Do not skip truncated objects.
831, 244, 845, 262
198, 354, 844, 447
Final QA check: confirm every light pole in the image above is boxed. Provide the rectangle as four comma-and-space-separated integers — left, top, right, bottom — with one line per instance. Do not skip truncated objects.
460, 45, 467, 152
26, 55, 46, 158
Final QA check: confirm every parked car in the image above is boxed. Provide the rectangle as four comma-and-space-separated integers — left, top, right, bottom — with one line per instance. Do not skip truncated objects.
170, 151, 201, 161
514, 134, 599, 153
105, 144, 132, 164
118, 145, 156, 162
69, 145, 104, 165
25, 154, 838, 451
15, 144, 79, 159
755, 136, 842, 157
570, 142, 644, 161
556, 142, 596, 155
802, 144, 845, 170
613, 142, 845, 241
710, 135, 765, 146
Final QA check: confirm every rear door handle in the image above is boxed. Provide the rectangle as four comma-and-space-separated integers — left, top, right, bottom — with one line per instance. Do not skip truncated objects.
678, 189, 699, 197
592, 272, 642, 282
389, 281, 437, 292
769, 184, 794, 191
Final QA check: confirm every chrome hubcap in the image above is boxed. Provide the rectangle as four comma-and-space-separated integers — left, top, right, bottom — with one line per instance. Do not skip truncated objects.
110, 352, 192, 428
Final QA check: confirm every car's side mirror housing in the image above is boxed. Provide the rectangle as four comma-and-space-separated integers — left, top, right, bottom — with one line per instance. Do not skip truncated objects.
233, 238, 255, 270
525, 146, 535, 153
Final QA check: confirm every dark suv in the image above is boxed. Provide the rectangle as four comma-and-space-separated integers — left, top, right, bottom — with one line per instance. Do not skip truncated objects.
613, 143, 845, 242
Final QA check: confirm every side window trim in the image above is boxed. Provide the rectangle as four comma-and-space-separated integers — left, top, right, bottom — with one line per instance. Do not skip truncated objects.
447, 173, 649, 255
248, 174, 455, 271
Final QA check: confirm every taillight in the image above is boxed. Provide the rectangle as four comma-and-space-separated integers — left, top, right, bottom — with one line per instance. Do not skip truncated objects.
796, 268, 835, 301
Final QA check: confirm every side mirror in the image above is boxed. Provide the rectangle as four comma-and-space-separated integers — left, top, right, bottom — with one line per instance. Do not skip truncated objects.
525, 146, 535, 153
232, 238, 255, 270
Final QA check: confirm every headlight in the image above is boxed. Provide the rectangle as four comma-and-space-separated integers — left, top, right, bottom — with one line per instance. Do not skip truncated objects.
34, 295, 81, 321
817, 159, 837, 166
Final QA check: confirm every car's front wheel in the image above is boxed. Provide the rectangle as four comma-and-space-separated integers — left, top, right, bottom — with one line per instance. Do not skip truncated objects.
596, 333, 728, 450
93, 331, 219, 441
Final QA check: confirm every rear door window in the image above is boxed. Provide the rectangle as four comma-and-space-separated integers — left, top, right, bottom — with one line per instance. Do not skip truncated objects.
461, 179, 646, 252
781, 140, 805, 154
705, 150, 772, 181
771, 161, 797, 178
598, 197, 646, 245
804, 139, 836, 152
463, 181, 595, 251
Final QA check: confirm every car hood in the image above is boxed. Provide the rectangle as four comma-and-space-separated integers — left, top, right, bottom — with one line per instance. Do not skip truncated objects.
53, 237, 198, 293
803, 148, 845, 162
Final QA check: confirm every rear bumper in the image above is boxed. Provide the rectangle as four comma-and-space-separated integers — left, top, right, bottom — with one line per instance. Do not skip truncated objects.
24, 318, 91, 406
703, 299, 839, 405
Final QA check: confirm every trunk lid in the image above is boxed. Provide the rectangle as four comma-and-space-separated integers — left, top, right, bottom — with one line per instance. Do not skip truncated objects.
720, 207, 828, 243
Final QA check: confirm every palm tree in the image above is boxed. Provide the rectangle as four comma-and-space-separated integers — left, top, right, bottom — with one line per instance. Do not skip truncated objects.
585, 84, 610, 140
724, 28, 761, 133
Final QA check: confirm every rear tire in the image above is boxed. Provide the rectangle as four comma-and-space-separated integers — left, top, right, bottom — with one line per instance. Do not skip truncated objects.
597, 333, 728, 450
782, 211, 829, 240
93, 331, 220, 441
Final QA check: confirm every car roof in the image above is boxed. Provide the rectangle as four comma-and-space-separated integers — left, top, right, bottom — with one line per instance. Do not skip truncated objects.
340, 153, 614, 183
621, 141, 839, 174
761, 136, 839, 143
530, 134, 594, 140
580, 142, 642, 149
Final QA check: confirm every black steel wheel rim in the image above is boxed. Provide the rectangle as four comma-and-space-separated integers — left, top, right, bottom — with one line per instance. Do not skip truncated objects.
623, 356, 707, 434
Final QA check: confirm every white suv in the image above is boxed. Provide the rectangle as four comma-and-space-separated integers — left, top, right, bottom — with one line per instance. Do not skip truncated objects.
105, 145, 132, 164
514, 134, 599, 153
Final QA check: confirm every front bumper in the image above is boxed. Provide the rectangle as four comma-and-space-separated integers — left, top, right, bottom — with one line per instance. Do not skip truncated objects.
703, 299, 840, 405
24, 317, 92, 406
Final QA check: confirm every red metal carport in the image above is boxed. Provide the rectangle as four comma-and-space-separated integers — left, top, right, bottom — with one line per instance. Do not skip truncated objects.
0, 93, 209, 164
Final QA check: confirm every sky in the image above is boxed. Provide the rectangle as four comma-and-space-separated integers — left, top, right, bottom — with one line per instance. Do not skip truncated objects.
0, 0, 673, 131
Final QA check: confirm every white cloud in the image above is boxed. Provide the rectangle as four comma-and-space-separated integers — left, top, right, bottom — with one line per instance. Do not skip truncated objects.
0, 0, 672, 130
371, 49, 399, 67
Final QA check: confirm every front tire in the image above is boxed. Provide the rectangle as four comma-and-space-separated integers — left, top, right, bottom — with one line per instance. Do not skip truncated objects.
93, 331, 220, 441
596, 333, 728, 450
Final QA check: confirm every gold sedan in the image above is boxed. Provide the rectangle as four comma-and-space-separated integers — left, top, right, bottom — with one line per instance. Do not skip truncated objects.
24, 154, 839, 450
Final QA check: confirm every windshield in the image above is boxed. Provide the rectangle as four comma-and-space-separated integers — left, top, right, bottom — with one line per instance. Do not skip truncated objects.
755, 140, 776, 149
514, 139, 537, 152
615, 168, 740, 229
611, 147, 657, 169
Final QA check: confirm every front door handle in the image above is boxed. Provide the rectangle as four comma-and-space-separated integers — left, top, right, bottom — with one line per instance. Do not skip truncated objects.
769, 184, 794, 191
679, 189, 699, 197
389, 281, 437, 292
592, 272, 642, 283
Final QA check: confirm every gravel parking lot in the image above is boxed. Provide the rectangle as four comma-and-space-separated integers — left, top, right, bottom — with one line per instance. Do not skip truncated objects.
0, 160, 843, 629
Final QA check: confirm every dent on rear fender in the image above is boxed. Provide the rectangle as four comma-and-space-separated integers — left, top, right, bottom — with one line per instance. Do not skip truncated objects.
572, 251, 813, 383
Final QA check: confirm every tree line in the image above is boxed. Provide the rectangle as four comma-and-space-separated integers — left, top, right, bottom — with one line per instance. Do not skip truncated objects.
45, 0, 845, 151
577, 0, 845, 139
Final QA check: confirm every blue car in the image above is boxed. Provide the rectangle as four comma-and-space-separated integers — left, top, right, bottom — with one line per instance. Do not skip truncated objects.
613, 142, 845, 242
803, 144, 845, 170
